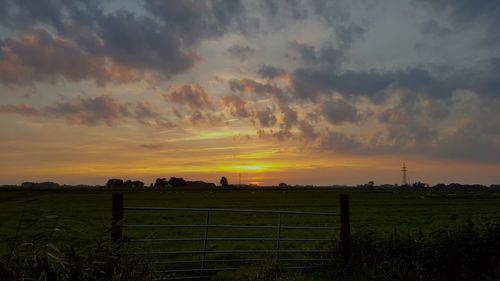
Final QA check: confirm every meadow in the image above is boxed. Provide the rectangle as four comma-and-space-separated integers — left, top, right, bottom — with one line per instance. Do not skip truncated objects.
1, 188, 499, 280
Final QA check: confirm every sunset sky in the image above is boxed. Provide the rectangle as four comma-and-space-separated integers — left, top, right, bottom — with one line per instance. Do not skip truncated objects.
0, 0, 499, 186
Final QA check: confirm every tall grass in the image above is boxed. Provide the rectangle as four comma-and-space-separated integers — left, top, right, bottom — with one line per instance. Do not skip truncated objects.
318, 221, 500, 281
2, 221, 499, 281
0, 237, 152, 281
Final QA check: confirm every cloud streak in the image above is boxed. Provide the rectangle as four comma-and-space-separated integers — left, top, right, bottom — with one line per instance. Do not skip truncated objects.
0, 96, 176, 128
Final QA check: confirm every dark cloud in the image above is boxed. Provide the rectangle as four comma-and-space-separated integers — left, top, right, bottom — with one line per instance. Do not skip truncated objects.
288, 68, 393, 100
229, 78, 287, 102
97, 10, 196, 78
289, 41, 345, 70
415, 0, 500, 45
260, 0, 308, 23
163, 84, 212, 110
298, 120, 318, 141
279, 105, 298, 129
428, 100, 500, 162
468, 58, 500, 97
258, 65, 286, 79
419, 19, 451, 37
0, 0, 371, 87
0, 96, 174, 127
317, 131, 363, 153
227, 44, 255, 61
257, 128, 293, 142
45, 96, 132, 126
378, 108, 437, 150
321, 99, 362, 125
255, 107, 277, 127
0, 28, 147, 85
188, 110, 225, 126
265, 59, 500, 102
0, 0, 255, 85
144, 0, 253, 44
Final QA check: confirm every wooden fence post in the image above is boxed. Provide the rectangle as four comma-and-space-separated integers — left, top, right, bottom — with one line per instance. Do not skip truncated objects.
112, 193, 124, 246
340, 194, 351, 262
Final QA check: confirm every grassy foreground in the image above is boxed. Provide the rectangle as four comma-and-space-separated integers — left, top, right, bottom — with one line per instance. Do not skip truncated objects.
1, 222, 499, 281
1, 188, 499, 280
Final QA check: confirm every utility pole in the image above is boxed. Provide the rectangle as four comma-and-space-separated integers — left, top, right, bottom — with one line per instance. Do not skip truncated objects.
401, 162, 408, 186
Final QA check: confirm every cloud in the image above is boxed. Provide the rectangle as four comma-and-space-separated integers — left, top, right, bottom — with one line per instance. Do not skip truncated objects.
0, 0, 371, 87
96, 10, 197, 78
298, 120, 318, 141
229, 78, 287, 102
258, 65, 286, 79
0, 96, 174, 127
415, 0, 500, 44
259, 0, 308, 24
0, 28, 146, 85
255, 107, 277, 127
257, 128, 294, 142
317, 131, 364, 153
221, 94, 251, 118
0, 0, 255, 86
140, 143, 172, 150
419, 19, 451, 37
289, 41, 345, 70
0, 103, 44, 117
45, 96, 132, 126
227, 44, 255, 61
259, 58, 500, 103
163, 84, 212, 110
279, 105, 298, 129
321, 99, 362, 125
188, 110, 225, 126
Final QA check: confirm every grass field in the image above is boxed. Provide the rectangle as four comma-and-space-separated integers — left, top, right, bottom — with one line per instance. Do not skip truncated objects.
1, 188, 500, 280
1, 188, 499, 252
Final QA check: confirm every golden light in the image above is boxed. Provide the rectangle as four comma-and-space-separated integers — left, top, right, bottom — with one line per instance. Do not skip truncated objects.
219, 163, 281, 173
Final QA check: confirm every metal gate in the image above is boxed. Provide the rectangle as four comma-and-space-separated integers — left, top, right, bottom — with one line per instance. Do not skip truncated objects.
111, 193, 350, 280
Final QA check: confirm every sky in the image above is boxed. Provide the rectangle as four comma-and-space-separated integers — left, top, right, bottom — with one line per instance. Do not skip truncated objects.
0, 0, 499, 186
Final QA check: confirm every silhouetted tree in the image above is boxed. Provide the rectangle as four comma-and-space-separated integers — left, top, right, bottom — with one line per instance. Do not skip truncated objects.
21, 182, 36, 188
278, 182, 288, 188
132, 180, 145, 188
21, 182, 60, 189
412, 181, 427, 188
368, 181, 374, 188
220, 176, 228, 187
187, 181, 217, 188
154, 178, 168, 188
124, 180, 145, 188
106, 179, 124, 188
169, 177, 187, 187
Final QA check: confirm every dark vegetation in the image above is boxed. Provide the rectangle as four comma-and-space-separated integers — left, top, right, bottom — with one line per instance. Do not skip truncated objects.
1, 179, 498, 190
0, 236, 151, 281
1, 189, 499, 280
318, 222, 500, 281
105, 177, 217, 188
1, 222, 499, 281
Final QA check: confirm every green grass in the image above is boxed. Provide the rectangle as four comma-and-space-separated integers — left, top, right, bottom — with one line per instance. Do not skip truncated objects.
2, 188, 499, 242
1, 188, 499, 280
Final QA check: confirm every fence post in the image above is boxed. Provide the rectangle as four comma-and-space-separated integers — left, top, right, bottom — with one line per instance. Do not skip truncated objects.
275, 213, 282, 262
340, 194, 351, 262
112, 193, 124, 247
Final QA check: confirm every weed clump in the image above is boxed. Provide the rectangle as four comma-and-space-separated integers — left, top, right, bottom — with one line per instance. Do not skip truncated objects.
319, 222, 500, 281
